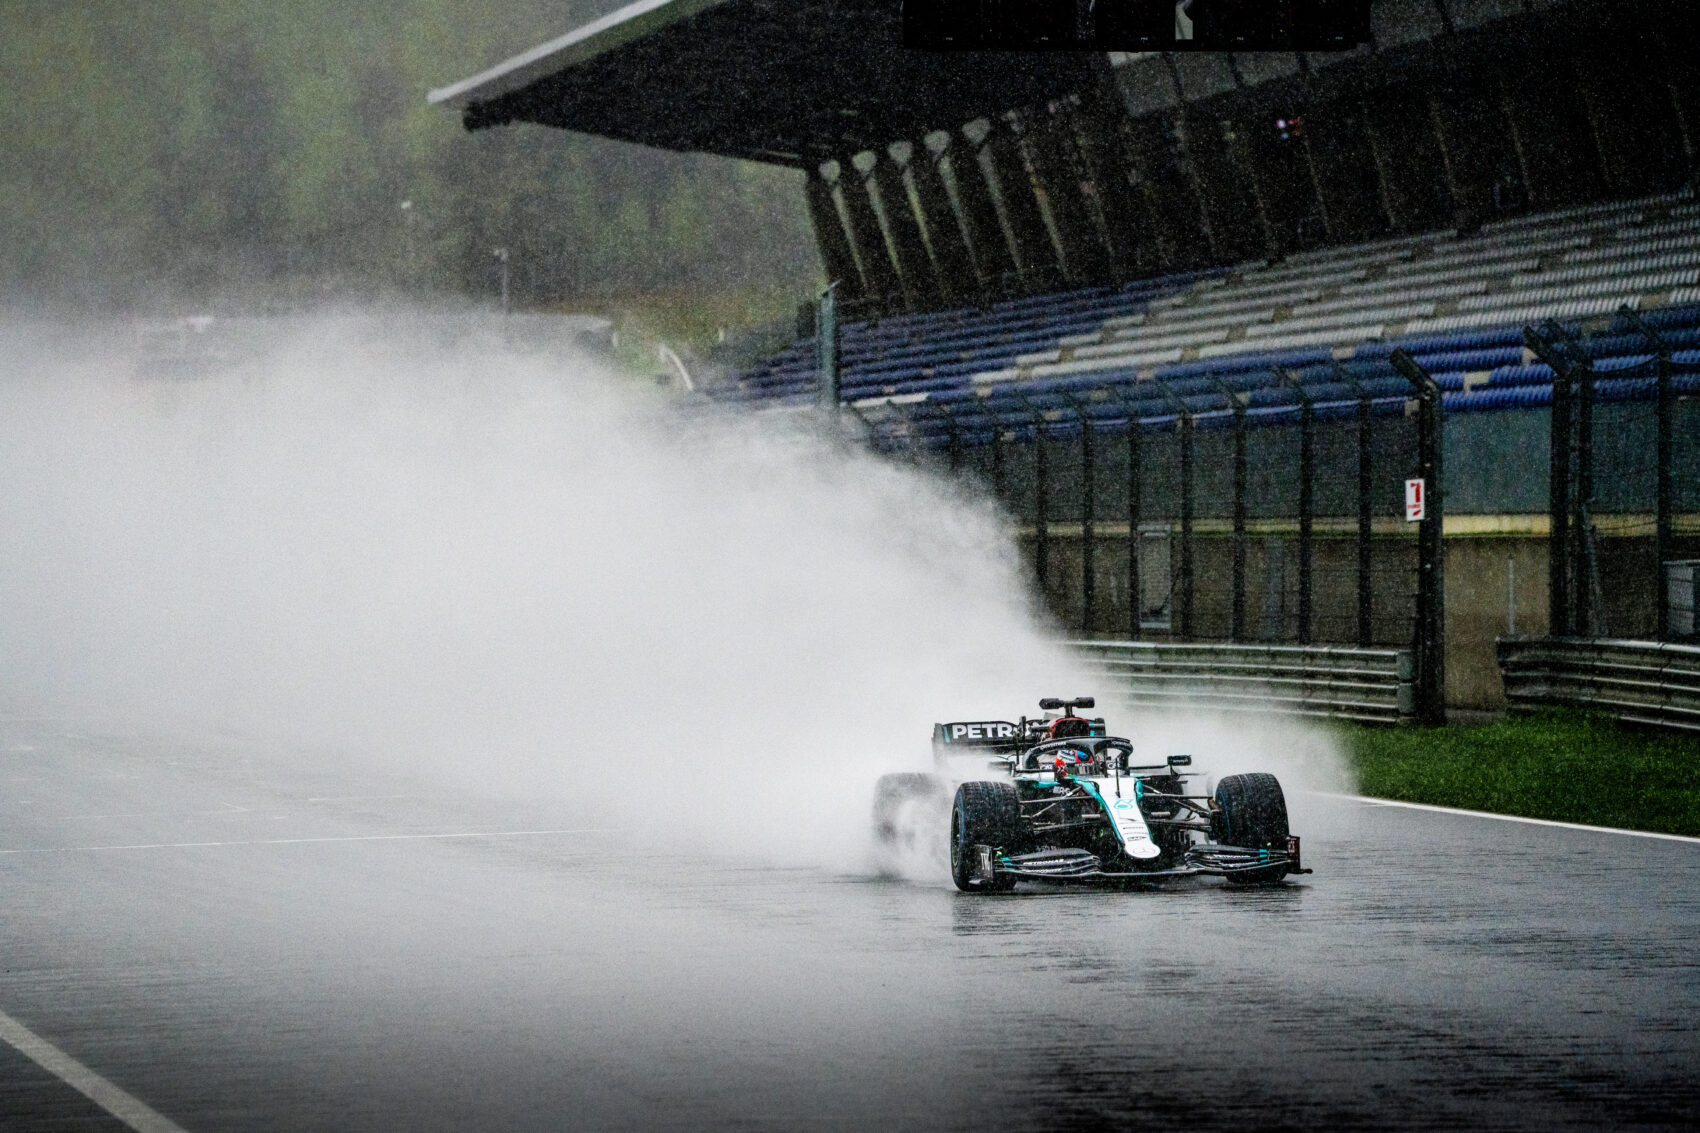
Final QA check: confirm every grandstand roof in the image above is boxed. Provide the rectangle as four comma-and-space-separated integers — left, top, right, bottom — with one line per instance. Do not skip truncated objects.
426, 0, 1100, 167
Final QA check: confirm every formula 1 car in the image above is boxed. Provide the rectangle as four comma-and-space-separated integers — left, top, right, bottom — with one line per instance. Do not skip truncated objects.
873, 697, 1309, 892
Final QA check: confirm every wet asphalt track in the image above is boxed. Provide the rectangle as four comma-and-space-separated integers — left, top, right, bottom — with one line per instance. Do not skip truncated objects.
2, 720, 1697, 1132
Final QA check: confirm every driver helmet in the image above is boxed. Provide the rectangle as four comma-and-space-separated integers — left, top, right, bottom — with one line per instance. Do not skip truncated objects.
1047, 716, 1092, 740
1047, 717, 1094, 775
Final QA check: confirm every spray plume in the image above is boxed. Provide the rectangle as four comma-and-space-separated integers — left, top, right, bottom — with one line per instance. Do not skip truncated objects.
0, 311, 1350, 873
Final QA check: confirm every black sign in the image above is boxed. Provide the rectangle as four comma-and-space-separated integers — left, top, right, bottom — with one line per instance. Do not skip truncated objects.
903, 0, 1370, 51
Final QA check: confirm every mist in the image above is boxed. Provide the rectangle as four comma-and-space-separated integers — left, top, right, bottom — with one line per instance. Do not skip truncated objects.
0, 2, 819, 310
0, 311, 1351, 873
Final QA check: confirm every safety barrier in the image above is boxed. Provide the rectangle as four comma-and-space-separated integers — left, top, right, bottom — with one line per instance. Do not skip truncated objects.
1065, 640, 1416, 724
1497, 637, 1700, 733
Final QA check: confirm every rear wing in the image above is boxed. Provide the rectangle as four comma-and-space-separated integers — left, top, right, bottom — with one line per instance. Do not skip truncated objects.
932, 721, 1025, 760
931, 724, 1020, 748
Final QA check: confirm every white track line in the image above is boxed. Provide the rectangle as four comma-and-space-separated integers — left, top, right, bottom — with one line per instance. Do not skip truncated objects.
0, 827, 612, 855
1315, 792, 1700, 844
0, 1007, 191, 1133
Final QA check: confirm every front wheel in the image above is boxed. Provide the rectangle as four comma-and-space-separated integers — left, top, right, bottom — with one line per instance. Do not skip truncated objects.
1211, 772, 1290, 885
950, 781, 1022, 893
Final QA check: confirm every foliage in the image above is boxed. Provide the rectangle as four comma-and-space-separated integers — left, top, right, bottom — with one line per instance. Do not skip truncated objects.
597, 284, 807, 377
0, 0, 821, 310
1337, 710, 1700, 837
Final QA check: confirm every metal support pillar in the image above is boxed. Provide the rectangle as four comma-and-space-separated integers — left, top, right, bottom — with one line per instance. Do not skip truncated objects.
1211, 377, 1248, 641
1118, 116, 1190, 272
906, 143, 978, 305
1358, 395, 1374, 645
1526, 322, 1590, 637
1078, 406, 1096, 636
837, 156, 903, 310
1063, 96, 1142, 278
1573, 349, 1595, 636
1222, 115, 1282, 259
1298, 398, 1315, 644
1551, 356, 1574, 635
941, 132, 1016, 291
1360, 99, 1408, 231
1660, 43, 1700, 188
1426, 90, 1468, 223
1148, 378, 1194, 639
1618, 306, 1676, 638
1496, 73, 1537, 212
871, 155, 940, 310
1170, 107, 1225, 263
817, 282, 840, 414
1015, 109, 1109, 286
806, 167, 864, 299
1392, 350, 1445, 725
1336, 362, 1376, 647
1299, 120, 1336, 243
1658, 344, 1673, 637
1179, 413, 1195, 640
1126, 415, 1143, 640
1660, 40, 1700, 188
1070, 97, 1152, 279
1280, 368, 1316, 644
1572, 57, 1624, 197
1034, 419, 1051, 601
983, 120, 1060, 285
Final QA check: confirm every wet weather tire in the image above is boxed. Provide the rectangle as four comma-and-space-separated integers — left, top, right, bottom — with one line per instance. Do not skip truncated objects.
1211, 772, 1290, 885
872, 773, 947, 845
950, 781, 1022, 893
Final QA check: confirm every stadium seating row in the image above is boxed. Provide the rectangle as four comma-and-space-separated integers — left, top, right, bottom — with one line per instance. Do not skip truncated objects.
713, 189, 1700, 447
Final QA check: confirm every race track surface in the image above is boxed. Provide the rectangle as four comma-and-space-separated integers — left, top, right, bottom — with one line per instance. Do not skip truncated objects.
2, 721, 1697, 1132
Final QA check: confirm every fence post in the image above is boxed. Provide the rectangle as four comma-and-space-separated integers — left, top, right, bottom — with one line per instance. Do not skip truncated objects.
1391, 349, 1445, 724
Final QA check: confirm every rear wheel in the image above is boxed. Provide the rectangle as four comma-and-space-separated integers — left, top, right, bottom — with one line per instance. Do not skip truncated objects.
872, 773, 947, 846
1211, 772, 1290, 885
950, 781, 1022, 893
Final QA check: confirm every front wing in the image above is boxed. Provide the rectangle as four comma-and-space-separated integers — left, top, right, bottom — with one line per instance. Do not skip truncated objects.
969, 836, 1311, 883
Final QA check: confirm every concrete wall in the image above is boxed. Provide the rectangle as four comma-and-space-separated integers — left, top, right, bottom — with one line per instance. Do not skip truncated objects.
1012, 527, 1700, 710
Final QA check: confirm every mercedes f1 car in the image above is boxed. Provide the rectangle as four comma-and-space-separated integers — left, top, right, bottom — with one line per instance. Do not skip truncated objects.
874, 697, 1310, 892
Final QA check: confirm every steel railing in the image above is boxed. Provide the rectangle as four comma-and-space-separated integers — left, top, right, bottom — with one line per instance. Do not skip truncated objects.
1497, 637, 1700, 733
1065, 640, 1415, 724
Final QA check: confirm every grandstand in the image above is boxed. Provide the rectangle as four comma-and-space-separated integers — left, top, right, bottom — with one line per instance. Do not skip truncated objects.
716, 189, 1700, 432
432, 0, 1700, 715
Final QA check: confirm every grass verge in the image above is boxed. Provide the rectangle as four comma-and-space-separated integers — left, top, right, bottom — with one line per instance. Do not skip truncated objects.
1332, 709, 1700, 838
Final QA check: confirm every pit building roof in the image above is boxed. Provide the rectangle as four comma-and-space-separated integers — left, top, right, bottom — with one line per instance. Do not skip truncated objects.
426, 0, 1100, 167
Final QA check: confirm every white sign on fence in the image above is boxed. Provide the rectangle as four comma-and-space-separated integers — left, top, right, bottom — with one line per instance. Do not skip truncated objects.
1405, 477, 1426, 521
